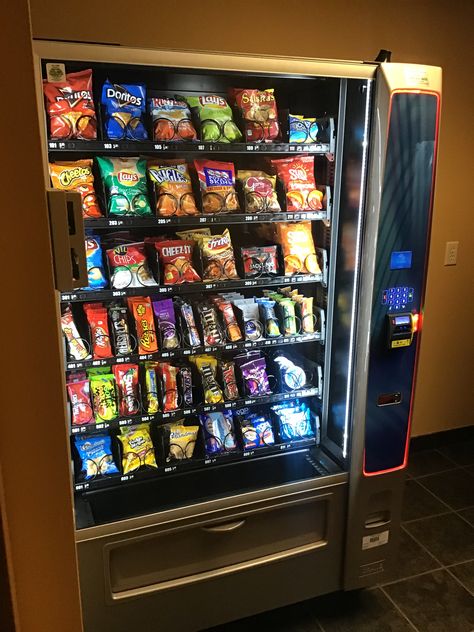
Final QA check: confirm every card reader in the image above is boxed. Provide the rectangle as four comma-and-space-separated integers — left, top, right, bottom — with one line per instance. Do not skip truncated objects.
387, 313, 415, 349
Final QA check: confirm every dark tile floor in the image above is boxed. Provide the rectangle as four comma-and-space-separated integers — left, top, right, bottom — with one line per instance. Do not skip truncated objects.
207, 429, 474, 632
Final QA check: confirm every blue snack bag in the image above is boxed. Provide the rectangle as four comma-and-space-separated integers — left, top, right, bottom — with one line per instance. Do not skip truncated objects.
272, 400, 314, 441
101, 80, 148, 140
75, 434, 119, 479
83, 233, 107, 290
289, 114, 319, 144
200, 411, 237, 454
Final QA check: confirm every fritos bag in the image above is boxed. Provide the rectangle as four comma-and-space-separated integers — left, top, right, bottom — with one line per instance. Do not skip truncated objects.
149, 97, 197, 142
275, 222, 321, 275
271, 156, 323, 211
194, 159, 239, 214
43, 69, 97, 140
148, 160, 199, 217
199, 229, 239, 281
154, 240, 201, 285
49, 160, 102, 218
229, 89, 279, 142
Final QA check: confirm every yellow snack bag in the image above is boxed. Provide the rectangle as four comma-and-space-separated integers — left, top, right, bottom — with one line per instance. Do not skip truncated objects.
118, 424, 158, 473
190, 355, 224, 404
165, 422, 199, 461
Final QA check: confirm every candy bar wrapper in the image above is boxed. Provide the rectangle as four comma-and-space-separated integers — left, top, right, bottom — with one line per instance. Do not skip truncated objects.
75, 434, 119, 480
163, 422, 199, 461
213, 299, 243, 342
118, 424, 158, 474
89, 374, 118, 422
256, 299, 281, 338
199, 411, 237, 454
278, 297, 298, 336
297, 296, 314, 333
112, 364, 140, 416
127, 297, 158, 354
179, 366, 193, 407
84, 303, 113, 359
157, 363, 179, 411
67, 379, 93, 425
190, 355, 223, 404
144, 362, 159, 414
152, 299, 179, 350
61, 306, 90, 360
197, 303, 224, 346
176, 299, 201, 348
218, 360, 239, 400
240, 357, 271, 396
109, 305, 133, 355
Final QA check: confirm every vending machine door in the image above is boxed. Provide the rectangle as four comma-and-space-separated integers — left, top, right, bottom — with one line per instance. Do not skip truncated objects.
344, 62, 441, 588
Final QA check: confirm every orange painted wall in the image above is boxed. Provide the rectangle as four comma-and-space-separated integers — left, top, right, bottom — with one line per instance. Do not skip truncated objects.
29, 0, 474, 435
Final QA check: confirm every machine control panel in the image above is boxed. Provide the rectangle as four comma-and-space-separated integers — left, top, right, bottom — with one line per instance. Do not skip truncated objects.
386, 313, 415, 349
382, 286, 414, 310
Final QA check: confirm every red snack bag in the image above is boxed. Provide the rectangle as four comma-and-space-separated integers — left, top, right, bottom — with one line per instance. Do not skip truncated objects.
43, 69, 97, 140
112, 364, 140, 416
229, 89, 279, 142
127, 297, 158, 354
84, 303, 113, 359
67, 378, 93, 425
270, 156, 323, 211
154, 240, 201, 285
157, 363, 179, 412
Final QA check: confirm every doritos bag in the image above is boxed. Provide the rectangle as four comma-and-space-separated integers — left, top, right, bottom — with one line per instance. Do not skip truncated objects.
43, 69, 97, 140
271, 156, 323, 211
49, 160, 102, 218
101, 80, 148, 140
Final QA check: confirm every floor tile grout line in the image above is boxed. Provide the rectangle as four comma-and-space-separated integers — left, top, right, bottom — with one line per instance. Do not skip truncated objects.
443, 565, 474, 597
402, 509, 453, 525
410, 465, 462, 479
414, 476, 459, 512
453, 507, 474, 528
378, 586, 420, 632
313, 618, 326, 632
445, 557, 474, 568
378, 565, 444, 587
401, 525, 446, 568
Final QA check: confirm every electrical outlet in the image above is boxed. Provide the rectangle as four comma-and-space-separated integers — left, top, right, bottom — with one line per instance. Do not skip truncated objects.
444, 241, 459, 266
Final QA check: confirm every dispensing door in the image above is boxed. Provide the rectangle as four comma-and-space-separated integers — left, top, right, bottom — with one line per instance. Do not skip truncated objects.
344, 62, 441, 587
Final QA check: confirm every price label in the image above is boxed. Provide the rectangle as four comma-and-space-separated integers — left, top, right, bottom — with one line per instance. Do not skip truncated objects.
112, 290, 126, 297
104, 143, 112, 149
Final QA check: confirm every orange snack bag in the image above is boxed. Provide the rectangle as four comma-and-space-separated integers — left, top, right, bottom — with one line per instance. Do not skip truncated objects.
127, 296, 158, 354
49, 160, 102, 218
275, 222, 321, 275
148, 160, 199, 217
271, 156, 323, 212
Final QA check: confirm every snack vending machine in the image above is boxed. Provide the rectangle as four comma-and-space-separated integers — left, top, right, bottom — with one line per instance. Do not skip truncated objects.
33, 42, 441, 632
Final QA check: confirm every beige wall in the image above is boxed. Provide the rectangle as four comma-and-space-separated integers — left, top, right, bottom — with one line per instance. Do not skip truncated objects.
30, 0, 474, 436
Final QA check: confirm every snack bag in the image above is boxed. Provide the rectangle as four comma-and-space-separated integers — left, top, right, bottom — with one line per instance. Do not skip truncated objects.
43, 69, 97, 140
180, 366, 193, 407
240, 356, 271, 396
275, 222, 320, 275
190, 355, 223, 404
109, 304, 133, 355
272, 400, 314, 441
273, 353, 307, 391
89, 374, 118, 422
75, 434, 119, 479
84, 234, 108, 290
67, 378, 93, 425
97, 157, 152, 216
101, 80, 147, 140
229, 89, 279, 142
199, 229, 239, 281
149, 97, 197, 142
61, 306, 90, 360
163, 422, 199, 461
239, 413, 275, 449
112, 364, 140, 416
154, 240, 201, 285
212, 298, 243, 342
256, 298, 281, 338
176, 228, 211, 241
49, 160, 101, 218
199, 411, 237, 454
152, 299, 179, 350
295, 295, 314, 333
237, 170, 281, 213
157, 363, 179, 411
241, 245, 279, 278
84, 303, 113, 359
218, 360, 239, 400
144, 362, 159, 414
118, 424, 157, 473
175, 298, 201, 347
107, 242, 157, 289
194, 159, 240, 214
271, 156, 323, 211
184, 95, 242, 143
197, 302, 224, 346
289, 114, 319, 144
277, 297, 298, 335
127, 296, 158, 354
148, 160, 199, 217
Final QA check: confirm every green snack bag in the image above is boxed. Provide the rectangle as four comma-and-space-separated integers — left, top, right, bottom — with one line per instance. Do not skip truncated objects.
89, 374, 118, 422
97, 156, 152, 216
183, 95, 242, 143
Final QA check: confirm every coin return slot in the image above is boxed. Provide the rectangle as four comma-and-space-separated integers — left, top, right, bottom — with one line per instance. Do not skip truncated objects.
377, 392, 402, 407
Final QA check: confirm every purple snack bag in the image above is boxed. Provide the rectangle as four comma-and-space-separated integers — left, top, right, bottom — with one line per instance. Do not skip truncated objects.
240, 356, 271, 396
152, 299, 179, 350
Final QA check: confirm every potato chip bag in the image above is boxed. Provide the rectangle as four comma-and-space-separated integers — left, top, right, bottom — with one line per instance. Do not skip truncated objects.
288, 114, 319, 144
43, 69, 97, 140
229, 89, 279, 142
199, 229, 239, 281
176, 228, 211, 241
49, 160, 102, 218
119, 424, 157, 473
271, 156, 323, 211
107, 242, 157, 289
148, 160, 199, 217
184, 94, 242, 143
97, 156, 152, 216
194, 159, 240, 214
149, 97, 197, 142
154, 239, 201, 285
237, 170, 281, 213
75, 434, 119, 479
276, 222, 321, 275
84, 234, 108, 290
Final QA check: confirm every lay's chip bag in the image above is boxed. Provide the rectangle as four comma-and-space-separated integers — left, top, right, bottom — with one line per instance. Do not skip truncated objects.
101, 80, 148, 141
97, 157, 152, 216
184, 95, 242, 143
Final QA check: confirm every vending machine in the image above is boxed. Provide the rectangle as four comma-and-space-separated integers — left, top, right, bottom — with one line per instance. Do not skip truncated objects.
32, 41, 440, 631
